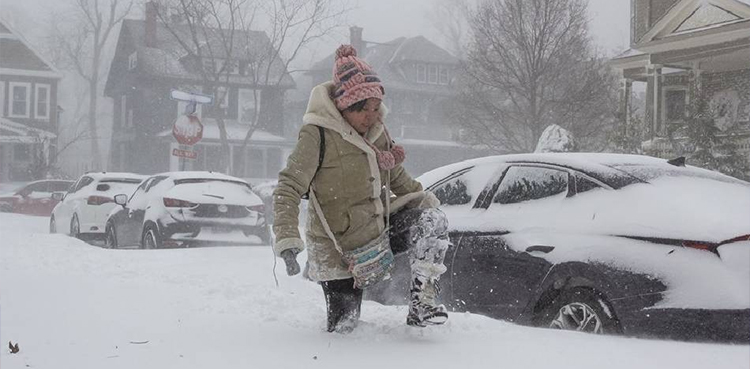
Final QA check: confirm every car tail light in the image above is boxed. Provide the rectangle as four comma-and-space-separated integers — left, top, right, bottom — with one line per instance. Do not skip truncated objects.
163, 197, 197, 208
682, 240, 718, 252
719, 234, 750, 246
87, 195, 113, 205
246, 204, 265, 213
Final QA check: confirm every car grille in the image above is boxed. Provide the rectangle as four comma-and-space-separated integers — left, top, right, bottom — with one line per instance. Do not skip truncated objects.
191, 204, 250, 218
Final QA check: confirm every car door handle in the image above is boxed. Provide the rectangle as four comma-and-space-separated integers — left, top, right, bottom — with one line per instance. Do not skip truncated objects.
526, 245, 555, 254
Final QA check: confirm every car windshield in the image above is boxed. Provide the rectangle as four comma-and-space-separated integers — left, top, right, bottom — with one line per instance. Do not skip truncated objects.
611, 164, 749, 186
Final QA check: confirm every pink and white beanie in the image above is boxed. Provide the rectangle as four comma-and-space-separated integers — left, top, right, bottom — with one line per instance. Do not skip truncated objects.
332, 45, 384, 111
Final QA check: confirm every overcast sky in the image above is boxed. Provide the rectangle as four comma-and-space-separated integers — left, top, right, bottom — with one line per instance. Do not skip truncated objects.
1, 0, 631, 56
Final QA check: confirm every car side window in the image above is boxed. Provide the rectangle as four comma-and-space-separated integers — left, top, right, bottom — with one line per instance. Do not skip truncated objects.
145, 176, 168, 192
49, 181, 73, 192
73, 176, 94, 193
431, 173, 473, 206
492, 166, 569, 205
575, 176, 602, 194
23, 182, 47, 194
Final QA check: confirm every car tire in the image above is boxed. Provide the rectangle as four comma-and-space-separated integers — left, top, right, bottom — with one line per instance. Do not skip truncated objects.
538, 287, 621, 335
0, 202, 12, 212
70, 214, 81, 239
141, 224, 161, 250
50, 216, 57, 233
105, 223, 118, 249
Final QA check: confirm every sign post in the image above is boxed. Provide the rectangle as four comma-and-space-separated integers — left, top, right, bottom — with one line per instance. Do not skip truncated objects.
169, 90, 213, 171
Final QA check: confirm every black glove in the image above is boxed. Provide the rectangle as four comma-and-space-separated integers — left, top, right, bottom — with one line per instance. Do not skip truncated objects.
280, 249, 301, 276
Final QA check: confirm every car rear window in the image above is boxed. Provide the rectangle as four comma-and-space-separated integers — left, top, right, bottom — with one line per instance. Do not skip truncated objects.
101, 178, 142, 184
174, 178, 251, 189
612, 164, 748, 186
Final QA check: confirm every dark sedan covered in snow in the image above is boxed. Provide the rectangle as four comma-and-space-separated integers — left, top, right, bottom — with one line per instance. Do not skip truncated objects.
105, 172, 268, 249
367, 153, 750, 342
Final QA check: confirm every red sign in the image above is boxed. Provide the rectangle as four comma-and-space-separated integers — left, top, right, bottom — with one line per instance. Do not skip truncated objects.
172, 148, 197, 159
172, 114, 203, 145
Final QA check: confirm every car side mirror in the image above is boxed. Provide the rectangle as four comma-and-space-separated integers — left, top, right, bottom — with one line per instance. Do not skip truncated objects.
114, 194, 128, 207
51, 192, 65, 201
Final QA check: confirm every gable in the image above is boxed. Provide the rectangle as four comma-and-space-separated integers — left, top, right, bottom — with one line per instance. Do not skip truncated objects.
0, 20, 59, 75
674, 4, 742, 32
640, 0, 750, 43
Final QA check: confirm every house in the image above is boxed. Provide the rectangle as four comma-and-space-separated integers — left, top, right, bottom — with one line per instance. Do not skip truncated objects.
304, 27, 485, 175
104, 2, 296, 181
609, 0, 750, 159
0, 19, 62, 182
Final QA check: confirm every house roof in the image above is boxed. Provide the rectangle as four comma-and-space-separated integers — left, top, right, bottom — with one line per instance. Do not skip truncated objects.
113, 19, 294, 88
0, 19, 61, 78
309, 35, 459, 94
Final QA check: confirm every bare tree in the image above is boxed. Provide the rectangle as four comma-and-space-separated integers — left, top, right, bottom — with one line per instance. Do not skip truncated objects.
427, 0, 472, 59
152, 0, 350, 173
458, 0, 617, 153
51, 0, 134, 171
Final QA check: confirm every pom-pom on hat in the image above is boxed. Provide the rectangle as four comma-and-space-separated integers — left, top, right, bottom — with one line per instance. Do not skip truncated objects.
332, 45, 385, 111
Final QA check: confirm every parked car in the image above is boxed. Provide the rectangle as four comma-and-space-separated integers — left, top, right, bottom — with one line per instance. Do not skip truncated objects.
105, 171, 268, 249
0, 180, 75, 216
50, 173, 146, 239
366, 153, 750, 343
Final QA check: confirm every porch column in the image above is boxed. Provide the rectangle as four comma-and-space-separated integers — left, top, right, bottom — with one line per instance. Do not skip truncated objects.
619, 78, 633, 135
647, 64, 663, 136
688, 61, 702, 109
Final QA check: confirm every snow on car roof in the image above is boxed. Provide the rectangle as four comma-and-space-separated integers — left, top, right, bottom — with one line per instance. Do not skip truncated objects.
84, 172, 148, 181
155, 171, 248, 183
417, 153, 745, 188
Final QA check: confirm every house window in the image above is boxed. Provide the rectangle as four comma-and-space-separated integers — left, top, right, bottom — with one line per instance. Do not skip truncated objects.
665, 88, 687, 123
219, 59, 238, 75
203, 58, 216, 73
0, 82, 5, 117
128, 52, 138, 70
216, 87, 229, 109
9, 82, 30, 118
14, 144, 30, 160
238, 89, 260, 124
35, 84, 50, 120
428, 65, 439, 84
439, 67, 449, 85
416, 64, 427, 83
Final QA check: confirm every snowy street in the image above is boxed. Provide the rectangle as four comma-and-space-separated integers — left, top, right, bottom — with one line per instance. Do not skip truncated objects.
1, 213, 748, 369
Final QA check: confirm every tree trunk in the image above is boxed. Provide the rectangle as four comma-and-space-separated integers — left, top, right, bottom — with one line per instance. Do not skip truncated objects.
88, 78, 102, 171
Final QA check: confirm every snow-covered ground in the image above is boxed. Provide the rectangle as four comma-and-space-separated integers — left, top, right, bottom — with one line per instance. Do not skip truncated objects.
1, 213, 748, 369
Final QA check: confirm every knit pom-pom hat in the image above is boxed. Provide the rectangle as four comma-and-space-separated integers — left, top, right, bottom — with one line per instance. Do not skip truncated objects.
332, 45, 385, 111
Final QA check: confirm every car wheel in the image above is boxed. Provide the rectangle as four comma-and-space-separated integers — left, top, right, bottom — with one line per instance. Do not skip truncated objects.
105, 223, 118, 249
539, 287, 620, 335
141, 225, 161, 250
50, 216, 57, 233
70, 214, 81, 239
0, 202, 12, 212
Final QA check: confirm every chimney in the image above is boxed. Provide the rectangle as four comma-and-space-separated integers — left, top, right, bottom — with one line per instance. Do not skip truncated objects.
349, 26, 365, 54
145, 1, 157, 47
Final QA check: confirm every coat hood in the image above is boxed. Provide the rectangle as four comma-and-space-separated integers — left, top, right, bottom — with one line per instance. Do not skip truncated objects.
302, 81, 388, 143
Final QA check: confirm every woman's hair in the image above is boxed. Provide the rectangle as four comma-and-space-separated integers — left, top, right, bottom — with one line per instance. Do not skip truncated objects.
343, 99, 368, 113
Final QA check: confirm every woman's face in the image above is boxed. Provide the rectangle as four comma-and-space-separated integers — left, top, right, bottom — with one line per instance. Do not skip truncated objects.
342, 98, 382, 135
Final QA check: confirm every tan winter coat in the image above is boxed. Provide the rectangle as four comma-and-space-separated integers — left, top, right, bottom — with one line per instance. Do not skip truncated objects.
272, 82, 424, 281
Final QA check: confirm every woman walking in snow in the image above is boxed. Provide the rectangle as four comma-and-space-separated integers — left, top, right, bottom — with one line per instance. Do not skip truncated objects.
272, 45, 451, 333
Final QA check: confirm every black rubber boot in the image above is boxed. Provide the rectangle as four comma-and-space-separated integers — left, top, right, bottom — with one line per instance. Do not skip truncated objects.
321, 278, 363, 333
